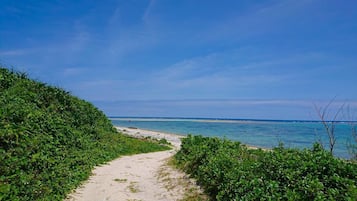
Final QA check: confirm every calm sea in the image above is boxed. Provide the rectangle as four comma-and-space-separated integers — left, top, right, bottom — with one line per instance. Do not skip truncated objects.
110, 117, 356, 159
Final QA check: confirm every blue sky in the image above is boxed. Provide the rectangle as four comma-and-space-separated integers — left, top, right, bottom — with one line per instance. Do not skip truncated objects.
1, 0, 357, 120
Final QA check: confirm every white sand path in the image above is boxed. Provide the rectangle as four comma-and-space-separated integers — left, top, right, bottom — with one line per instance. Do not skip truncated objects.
65, 127, 204, 201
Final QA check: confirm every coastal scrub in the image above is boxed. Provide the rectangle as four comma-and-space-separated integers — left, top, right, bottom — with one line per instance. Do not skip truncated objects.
0, 67, 170, 200
175, 135, 357, 200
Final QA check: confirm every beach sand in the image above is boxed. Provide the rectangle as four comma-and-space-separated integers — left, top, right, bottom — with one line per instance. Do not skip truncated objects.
116, 126, 184, 150
65, 127, 205, 201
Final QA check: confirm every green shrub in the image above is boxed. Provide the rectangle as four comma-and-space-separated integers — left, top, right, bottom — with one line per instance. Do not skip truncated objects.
175, 135, 357, 201
0, 67, 170, 200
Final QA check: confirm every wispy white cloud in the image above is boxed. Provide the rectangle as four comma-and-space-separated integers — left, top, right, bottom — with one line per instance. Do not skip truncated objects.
197, 0, 322, 42
94, 98, 357, 120
108, 6, 121, 26
67, 22, 91, 52
0, 49, 32, 56
93, 98, 351, 120
142, 0, 157, 25
79, 79, 117, 88
130, 45, 355, 101
103, 3, 160, 64
156, 54, 219, 80
62, 67, 86, 77
151, 49, 292, 91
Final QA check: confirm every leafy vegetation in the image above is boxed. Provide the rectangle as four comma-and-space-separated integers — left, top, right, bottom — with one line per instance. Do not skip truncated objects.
0, 67, 170, 200
175, 135, 357, 201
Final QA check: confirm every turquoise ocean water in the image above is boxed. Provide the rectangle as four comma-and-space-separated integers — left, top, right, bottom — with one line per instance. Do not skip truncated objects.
111, 117, 355, 159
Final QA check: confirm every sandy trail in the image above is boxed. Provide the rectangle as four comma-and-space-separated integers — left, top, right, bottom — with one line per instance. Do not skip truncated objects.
65, 127, 203, 201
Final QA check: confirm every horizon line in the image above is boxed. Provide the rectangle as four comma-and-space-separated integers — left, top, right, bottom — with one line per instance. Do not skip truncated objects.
108, 116, 357, 123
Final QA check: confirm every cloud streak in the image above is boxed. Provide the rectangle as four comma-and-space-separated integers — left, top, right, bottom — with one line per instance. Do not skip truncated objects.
95, 98, 357, 120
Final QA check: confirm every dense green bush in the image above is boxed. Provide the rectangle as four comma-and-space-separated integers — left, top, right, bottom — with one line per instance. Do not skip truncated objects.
0, 68, 169, 200
175, 135, 357, 201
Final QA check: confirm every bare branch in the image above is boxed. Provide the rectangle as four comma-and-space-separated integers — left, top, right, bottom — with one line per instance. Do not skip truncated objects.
314, 98, 343, 154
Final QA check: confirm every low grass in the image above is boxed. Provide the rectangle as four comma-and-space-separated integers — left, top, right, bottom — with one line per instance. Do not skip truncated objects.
127, 181, 140, 193
114, 178, 128, 183
157, 158, 209, 201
